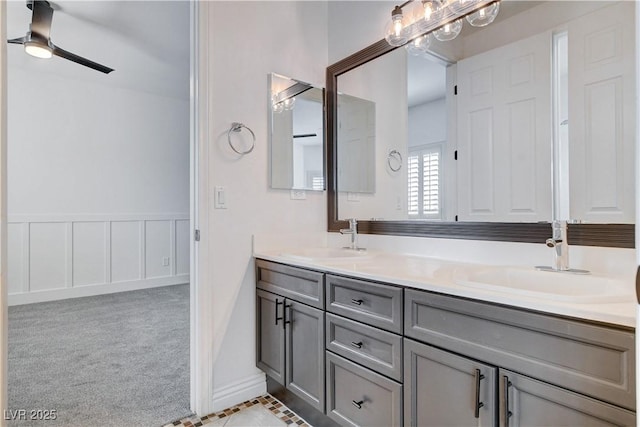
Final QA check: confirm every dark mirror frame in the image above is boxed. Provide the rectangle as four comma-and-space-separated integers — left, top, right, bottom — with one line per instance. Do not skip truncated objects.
326, 39, 634, 248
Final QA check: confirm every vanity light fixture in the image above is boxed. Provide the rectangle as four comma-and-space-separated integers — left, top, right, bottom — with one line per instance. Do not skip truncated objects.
385, 6, 409, 47
385, 0, 500, 47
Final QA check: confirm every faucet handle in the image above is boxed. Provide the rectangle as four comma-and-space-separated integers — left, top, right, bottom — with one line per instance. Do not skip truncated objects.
348, 218, 357, 228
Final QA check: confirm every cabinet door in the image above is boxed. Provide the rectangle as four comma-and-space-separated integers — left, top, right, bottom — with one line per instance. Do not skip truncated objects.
256, 290, 285, 385
286, 300, 325, 412
404, 338, 497, 427
499, 369, 636, 427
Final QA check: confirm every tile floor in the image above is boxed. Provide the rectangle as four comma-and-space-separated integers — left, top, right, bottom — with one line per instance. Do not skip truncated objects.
164, 394, 311, 427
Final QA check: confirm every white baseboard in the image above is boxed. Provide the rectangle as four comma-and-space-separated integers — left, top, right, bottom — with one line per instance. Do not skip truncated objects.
211, 372, 267, 413
8, 275, 189, 306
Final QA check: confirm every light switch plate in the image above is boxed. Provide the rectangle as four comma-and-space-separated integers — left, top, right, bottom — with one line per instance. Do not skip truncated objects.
214, 186, 227, 209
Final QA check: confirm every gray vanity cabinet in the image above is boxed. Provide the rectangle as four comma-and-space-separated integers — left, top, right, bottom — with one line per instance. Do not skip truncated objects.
404, 338, 497, 427
326, 352, 403, 427
255, 260, 326, 412
256, 289, 286, 385
286, 299, 325, 411
499, 369, 635, 427
405, 288, 636, 426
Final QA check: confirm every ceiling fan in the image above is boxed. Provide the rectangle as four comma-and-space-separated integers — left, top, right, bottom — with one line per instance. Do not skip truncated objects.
8, 0, 114, 74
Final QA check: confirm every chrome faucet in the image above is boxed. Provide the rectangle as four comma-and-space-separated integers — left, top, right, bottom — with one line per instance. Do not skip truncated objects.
546, 221, 569, 271
340, 218, 364, 250
536, 221, 589, 274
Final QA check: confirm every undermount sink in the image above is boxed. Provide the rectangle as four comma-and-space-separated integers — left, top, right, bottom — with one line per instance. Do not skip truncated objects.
279, 247, 372, 262
454, 267, 633, 304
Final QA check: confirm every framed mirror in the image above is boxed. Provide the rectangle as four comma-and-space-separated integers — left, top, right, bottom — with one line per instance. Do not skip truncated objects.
269, 73, 325, 191
326, 0, 634, 247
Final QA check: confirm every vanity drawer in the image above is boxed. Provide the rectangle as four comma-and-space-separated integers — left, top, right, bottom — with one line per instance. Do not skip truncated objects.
326, 313, 403, 381
405, 289, 636, 410
256, 259, 324, 308
326, 351, 403, 427
326, 274, 403, 333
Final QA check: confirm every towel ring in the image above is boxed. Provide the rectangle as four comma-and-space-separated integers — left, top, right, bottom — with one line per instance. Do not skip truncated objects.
227, 122, 256, 155
387, 150, 402, 172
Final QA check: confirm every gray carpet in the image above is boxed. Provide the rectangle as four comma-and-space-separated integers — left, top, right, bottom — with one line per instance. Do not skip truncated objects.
8, 284, 193, 427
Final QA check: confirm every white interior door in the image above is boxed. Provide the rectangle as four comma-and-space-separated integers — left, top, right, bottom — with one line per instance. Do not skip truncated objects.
457, 31, 552, 222
568, 1, 635, 224
337, 93, 376, 194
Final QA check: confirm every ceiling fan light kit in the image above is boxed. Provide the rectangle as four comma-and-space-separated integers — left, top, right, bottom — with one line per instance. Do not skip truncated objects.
8, 0, 114, 74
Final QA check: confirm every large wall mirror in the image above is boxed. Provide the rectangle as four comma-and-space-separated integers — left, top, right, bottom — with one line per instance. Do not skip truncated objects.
270, 73, 325, 191
327, 0, 635, 246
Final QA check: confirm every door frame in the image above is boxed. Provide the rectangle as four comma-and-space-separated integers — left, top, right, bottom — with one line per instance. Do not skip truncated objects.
190, 0, 214, 416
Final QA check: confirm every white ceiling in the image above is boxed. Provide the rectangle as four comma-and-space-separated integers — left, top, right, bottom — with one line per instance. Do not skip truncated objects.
6, 0, 190, 99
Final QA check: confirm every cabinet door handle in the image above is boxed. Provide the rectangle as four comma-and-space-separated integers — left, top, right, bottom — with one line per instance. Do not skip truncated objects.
351, 341, 363, 349
504, 376, 513, 427
474, 369, 485, 419
351, 298, 363, 305
284, 304, 292, 325
352, 400, 364, 409
275, 299, 283, 326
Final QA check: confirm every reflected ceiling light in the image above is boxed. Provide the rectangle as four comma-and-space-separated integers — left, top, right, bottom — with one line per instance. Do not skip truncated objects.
385, 6, 409, 47
384, 0, 500, 48
272, 96, 296, 113
406, 34, 431, 57
466, 2, 500, 27
433, 19, 463, 41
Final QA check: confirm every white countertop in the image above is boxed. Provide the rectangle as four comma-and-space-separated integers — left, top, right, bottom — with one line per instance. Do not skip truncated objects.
254, 248, 637, 328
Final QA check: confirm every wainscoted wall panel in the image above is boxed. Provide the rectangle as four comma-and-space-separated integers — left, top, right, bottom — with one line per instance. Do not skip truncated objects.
30, 222, 67, 292
111, 221, 141, 283
176, 220, 190, 276
73, 221, 106, 287
145, 220, 172, 279
7, 215, 189, 306
7, 223, 25, 295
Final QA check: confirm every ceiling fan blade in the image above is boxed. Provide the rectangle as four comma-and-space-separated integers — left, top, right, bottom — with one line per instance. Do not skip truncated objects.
51, 44, 114, 74
29, 0, 54, 39
8, 36, 27, 45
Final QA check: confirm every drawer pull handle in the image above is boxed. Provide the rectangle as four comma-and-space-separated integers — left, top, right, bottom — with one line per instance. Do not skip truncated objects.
504, 376, 513, 427
275, 299, 284, 326
474, 369, 485, 419
284, 304, 292, 325
351, 298, 363, 305
352, 400, 364, 409
351, 341, 363, 349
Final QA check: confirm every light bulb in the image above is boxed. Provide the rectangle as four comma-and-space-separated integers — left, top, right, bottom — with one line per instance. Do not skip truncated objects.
416, 0, 441, 31
466, 2, 500, 27
433, 19, 463, 41
406, 34, 431, 56
385, 6, 408, 47
424, 1, 434, 20
283, 97, 295, 111
24, 42, 52, 59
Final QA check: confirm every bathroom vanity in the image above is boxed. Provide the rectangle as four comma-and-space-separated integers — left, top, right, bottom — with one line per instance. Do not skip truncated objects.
254, 252, 636, 427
